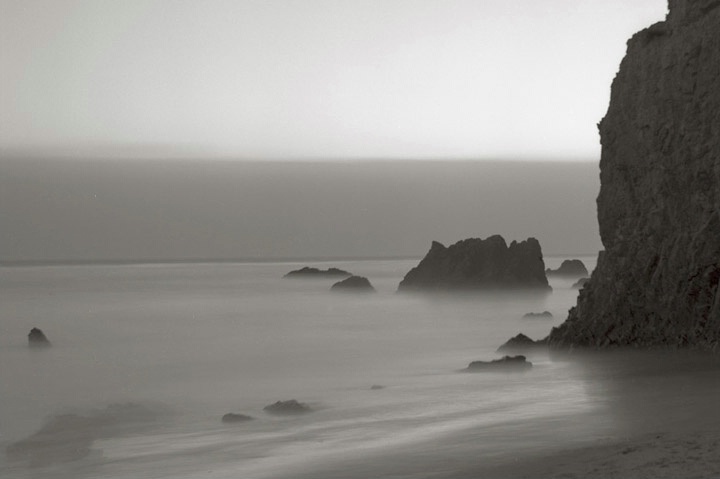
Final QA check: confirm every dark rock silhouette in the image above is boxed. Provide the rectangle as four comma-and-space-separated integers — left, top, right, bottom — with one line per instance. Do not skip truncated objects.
221, 413, 254, 423
550, 1, 720, 350
466, 355, 532, 371
28, 327, 51, 348
6, 403, 170, 467
370, 385, 385, 390
523, 311, 553, 319
331, 275, 376, 292
397, 235, 551, 291
263, 400, 312, 415
284, 267, 352, 278
572, 277, 590, 289
497, 333, 548, 353
545, 260, 589, 278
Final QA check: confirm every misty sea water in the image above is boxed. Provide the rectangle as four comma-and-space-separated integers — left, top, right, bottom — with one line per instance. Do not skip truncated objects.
0, 254, 646, 479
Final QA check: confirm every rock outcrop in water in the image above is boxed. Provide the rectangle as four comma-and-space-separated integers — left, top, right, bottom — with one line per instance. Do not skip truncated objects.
523, 311, 553, 319
550, 0, 720, 350
545, 260, 589, 278
6, 403, 169, 467
331, 275, 376, 292
263, 400, 312, 415
221, 413, 254, 423
466, 355, 532, 372
284, 267, 352, 278
28, 327, 51, 348
572, 277, 590, 289
497, 333, 548, 353
397, 236, 551, 291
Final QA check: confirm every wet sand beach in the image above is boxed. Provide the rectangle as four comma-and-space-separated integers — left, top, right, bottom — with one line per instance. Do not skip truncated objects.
450, 350, 720, 479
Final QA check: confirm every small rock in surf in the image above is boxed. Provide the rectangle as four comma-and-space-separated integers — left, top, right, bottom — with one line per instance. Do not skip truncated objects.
263, 400, 312, 415
28, 327, 51, 348
466, 355, 532, 371
222, 413, 254, 423
284, 267, 352, 278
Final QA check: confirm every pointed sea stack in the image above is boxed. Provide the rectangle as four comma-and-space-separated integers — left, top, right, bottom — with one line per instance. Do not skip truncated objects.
550, 1, 720, 350
398, 236, 551, 292
28, 328, 51, 348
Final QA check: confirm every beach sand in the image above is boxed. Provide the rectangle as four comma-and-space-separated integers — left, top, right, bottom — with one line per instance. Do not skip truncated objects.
450, 351, 720, 479
464, 429, 720, 478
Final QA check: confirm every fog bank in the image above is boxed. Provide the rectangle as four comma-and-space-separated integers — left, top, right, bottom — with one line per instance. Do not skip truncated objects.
0, 159, 601, 262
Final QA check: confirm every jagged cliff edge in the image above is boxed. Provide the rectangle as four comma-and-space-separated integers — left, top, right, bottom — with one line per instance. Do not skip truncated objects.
549, 0, 720, 349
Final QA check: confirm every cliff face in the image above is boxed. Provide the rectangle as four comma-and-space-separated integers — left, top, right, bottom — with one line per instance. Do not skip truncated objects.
549, 0, 720, 349
398, 235, 550, 291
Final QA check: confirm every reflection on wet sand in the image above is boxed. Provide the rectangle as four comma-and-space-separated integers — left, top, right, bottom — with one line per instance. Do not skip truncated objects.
285, 351, 720, 479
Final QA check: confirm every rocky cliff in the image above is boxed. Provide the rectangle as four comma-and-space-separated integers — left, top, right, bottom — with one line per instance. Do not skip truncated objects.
549, 0, 720, 349
398, 235, 550, 291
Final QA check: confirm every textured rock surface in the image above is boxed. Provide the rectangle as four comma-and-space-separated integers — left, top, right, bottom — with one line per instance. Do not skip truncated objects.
398, 235, 550, 291
550, 0, 720, 349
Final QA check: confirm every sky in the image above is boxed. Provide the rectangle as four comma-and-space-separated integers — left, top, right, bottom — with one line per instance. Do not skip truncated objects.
1, 0, 667, 160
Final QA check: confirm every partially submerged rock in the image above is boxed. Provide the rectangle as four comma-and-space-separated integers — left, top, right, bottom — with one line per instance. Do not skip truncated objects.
221, 413, 254, 423
6, 403, 169, 467
370, 385, 385, 390
523, 311, 553, 319
398, 235, 551, 292
466, 355, 532, 371
284, 267, 352, 278
331, 275, 375, 292
497, 333, 548, 353
263, 400, 312, 415
28, 328, 51, 348
546, 260, 589, 278
571, 277, 590, 289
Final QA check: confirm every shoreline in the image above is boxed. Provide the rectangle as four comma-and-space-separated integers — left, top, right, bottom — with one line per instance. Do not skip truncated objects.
457, 428, 720, 478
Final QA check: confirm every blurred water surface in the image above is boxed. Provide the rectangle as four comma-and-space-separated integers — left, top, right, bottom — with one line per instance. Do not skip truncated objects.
5, 256, 716, 479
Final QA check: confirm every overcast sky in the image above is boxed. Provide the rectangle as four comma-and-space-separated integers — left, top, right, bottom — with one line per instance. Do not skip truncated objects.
1, 0, 666, 160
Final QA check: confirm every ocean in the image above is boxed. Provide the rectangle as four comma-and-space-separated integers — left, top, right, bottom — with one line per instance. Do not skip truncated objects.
3, 255, 719, 479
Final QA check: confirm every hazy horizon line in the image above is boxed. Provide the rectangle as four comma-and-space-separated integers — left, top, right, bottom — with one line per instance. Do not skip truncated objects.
0, 149, 598, 163
0, 251, 600, 268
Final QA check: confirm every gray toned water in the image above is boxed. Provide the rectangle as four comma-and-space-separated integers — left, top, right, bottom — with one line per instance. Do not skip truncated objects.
3, 256, 719, 479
